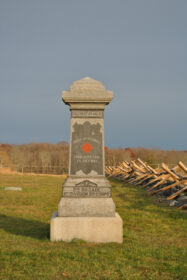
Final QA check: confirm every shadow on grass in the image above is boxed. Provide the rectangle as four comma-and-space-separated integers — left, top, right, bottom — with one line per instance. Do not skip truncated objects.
0, 214, 49, 240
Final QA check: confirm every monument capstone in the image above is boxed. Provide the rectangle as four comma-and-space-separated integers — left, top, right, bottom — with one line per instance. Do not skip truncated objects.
50, 77, 123, 243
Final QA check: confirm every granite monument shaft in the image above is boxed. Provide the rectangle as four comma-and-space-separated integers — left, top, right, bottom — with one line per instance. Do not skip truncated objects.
50, 77, 123, 243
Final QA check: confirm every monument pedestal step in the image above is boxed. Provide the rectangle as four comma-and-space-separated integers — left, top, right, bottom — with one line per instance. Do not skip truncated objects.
58, 197, 116, 217
50, 212, 123, 243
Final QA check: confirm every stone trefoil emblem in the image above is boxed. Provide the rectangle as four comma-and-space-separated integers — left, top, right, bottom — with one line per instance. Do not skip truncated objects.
81, 142, 93, 154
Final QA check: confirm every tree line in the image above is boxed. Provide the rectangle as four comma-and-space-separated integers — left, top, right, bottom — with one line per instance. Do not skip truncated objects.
0, 142, 187, 174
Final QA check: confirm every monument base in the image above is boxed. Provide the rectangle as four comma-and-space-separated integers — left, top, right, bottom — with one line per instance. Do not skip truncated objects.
58, 197, 116, 217
50, 212, 123, 243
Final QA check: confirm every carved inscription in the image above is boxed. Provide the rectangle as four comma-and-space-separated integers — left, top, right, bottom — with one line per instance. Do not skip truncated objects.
72, 110, 103, 118
70, 121, 103, 175
63, 180, 111, 198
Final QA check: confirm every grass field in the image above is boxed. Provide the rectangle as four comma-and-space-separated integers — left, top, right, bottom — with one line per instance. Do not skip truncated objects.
0, 174, 186, 280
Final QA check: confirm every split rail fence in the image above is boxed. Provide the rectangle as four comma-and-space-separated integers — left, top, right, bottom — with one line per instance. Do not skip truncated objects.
105, 159, 187, 210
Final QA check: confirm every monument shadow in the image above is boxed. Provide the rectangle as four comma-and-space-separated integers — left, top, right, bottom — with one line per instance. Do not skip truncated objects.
0, 214, 49, 240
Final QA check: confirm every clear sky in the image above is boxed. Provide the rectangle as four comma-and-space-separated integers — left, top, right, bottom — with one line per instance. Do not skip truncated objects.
1, 0, 187, 150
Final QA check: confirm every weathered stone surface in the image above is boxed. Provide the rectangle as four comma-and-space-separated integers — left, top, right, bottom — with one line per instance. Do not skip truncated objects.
58, 198, 115, 217
71, 110, 103, 118
62, 77, 113, 105
70, 120, 103, 175
63, 182, 112, 198
51, 77, 123, 243
50, 212, 123, 243
61, 176, 112, 199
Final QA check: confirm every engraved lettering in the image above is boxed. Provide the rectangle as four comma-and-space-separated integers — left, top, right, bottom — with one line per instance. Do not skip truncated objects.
63, 180, 111, 198
71, 121, 103, 175
72, 110, 103, 118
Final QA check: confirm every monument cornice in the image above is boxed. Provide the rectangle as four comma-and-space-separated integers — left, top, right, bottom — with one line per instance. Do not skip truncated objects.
62, 77, 113, 106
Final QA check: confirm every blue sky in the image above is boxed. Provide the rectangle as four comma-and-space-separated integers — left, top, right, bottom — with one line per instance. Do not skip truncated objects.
1, 0, 187, 149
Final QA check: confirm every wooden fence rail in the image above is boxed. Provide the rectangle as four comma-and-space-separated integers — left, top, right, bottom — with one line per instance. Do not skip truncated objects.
105, 158, 187, 210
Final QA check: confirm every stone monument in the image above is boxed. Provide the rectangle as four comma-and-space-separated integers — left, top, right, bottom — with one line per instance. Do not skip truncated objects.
50, 77, 123, 243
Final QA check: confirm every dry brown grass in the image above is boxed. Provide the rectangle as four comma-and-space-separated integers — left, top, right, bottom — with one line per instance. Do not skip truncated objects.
0, 167, 67, 178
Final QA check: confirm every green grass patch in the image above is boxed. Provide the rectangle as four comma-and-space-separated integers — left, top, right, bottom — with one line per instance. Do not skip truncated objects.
0, 174, 186, 280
